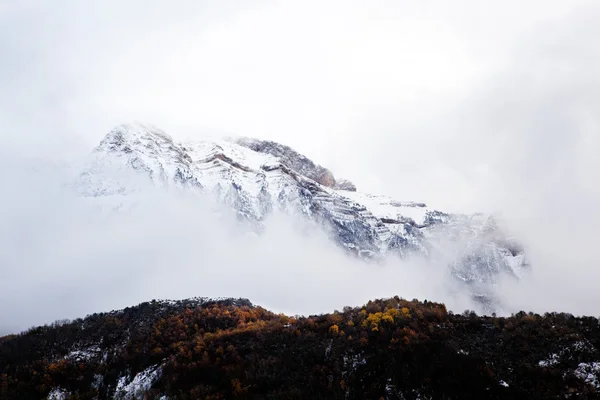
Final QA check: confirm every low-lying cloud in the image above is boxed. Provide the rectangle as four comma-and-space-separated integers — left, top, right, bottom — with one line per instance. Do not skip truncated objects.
2, 0, 600, 334
0, 158, 479, 334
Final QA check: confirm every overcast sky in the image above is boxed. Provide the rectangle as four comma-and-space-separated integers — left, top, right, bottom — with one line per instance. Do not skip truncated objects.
1, 0, 597, 211
1, 1, 600, 331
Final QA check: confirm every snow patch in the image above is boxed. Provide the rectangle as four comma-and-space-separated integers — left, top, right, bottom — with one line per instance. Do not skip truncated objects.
538, 354, 559, 367
342, 352, 367, 372
339, 190, 429, 226
575, 362, 600, 389
114, 363, 163, 400
65, 345, 102, 362
325, 339, 333, 358
47, 388, 69, 400
538, 339, 596, 368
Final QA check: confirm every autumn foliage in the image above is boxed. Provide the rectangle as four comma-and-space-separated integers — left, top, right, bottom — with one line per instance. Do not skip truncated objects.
1, 296, 599, 399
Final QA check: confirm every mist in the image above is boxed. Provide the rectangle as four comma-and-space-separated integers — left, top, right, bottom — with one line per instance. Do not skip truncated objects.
2, 1, 600, 333
0, 157, 475, 334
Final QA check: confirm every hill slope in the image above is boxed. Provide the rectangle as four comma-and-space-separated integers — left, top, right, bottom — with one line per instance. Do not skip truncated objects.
1, 297, 599, 399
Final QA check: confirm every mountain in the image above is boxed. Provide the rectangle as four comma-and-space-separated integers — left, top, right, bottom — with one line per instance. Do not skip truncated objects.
2, 296, 599, 399
74, 123, 528, 305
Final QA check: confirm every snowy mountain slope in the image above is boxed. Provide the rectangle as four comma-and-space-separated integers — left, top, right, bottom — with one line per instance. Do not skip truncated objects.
75, 123, 529, 290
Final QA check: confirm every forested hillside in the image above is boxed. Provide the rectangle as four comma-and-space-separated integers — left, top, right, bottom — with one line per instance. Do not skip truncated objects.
1, 297, 599, 399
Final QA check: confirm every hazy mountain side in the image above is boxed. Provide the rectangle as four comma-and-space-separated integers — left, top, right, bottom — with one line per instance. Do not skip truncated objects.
74, 124, 529, 293
1, 297, 599, 399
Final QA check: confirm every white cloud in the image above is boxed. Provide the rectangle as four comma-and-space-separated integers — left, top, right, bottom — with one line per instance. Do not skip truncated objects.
0, 161, 473, 333
1, 0, 600, 330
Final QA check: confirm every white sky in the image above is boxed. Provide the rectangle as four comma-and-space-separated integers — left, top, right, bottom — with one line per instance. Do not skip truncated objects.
1, 0, 597, 212
1, 1, 600, 330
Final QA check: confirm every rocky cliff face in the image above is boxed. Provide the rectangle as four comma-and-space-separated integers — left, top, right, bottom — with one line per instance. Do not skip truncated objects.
75, 123, 529, 302
234, 137, 342, 188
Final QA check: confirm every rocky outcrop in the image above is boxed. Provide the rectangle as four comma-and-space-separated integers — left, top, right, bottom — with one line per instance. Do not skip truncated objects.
235, 137, 341, 188
335, 179, 357, 191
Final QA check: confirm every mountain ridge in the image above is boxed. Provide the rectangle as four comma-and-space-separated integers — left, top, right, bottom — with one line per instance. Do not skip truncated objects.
75, 123, 529, 307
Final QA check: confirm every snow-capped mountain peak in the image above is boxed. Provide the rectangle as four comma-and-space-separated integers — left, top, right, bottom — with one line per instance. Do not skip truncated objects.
76, 123, 529, 309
